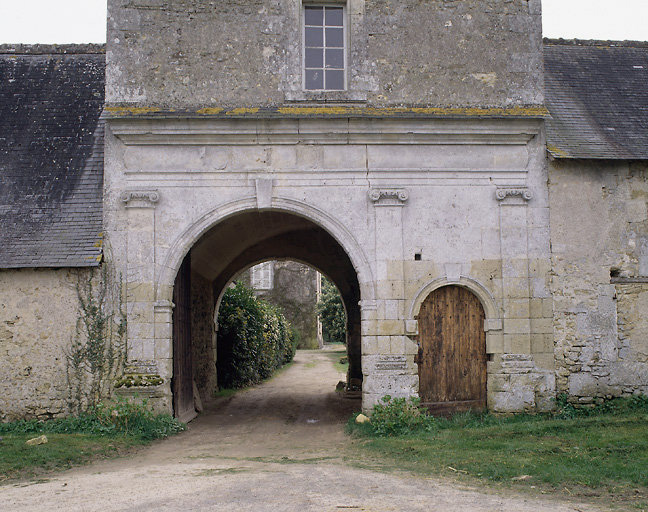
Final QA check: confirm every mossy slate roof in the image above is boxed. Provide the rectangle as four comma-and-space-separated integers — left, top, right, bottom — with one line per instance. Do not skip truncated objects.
545, 39, 648, 159
0, 45, 104, 268
0, 41, 647, 268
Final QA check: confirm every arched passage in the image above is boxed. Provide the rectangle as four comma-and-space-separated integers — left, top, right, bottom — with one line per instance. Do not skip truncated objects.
416, 285, 487, 415
170, 209, 363, 420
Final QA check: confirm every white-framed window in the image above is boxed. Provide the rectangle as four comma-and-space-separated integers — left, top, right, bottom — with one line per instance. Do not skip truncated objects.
251, 261, 274, 290
303, 4, 346, 91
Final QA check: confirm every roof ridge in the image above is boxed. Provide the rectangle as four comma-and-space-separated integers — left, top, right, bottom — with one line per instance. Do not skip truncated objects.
0, 43, 105, 55
543, 38, 648, 48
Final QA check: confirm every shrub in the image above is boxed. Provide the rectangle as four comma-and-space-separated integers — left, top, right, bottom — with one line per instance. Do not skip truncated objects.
363, 395, 437, 437
317, 277, 346, 344
217, 282, 296, 389
0, 397, 185, 441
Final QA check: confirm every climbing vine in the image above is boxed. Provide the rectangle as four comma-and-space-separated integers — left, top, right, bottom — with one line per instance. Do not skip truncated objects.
65, 265, 126, 415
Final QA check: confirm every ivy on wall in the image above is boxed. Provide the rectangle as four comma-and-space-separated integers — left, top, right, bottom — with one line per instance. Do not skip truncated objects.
65, 266, 126, 415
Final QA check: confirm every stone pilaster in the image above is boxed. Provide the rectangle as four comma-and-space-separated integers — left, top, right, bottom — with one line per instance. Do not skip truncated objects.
122, 190, 159, 365
496, 187, 532, 354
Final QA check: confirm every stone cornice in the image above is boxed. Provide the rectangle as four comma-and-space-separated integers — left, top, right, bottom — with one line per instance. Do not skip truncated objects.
108, 117, 541, 146
369, 188, 409, 207
121, 190, 160, 208
105, 105, 549, 119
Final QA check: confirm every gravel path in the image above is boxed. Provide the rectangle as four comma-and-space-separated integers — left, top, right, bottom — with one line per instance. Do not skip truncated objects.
1, 349, 608, 511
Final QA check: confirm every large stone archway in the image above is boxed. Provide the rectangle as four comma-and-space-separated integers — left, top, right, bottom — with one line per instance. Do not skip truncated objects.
168, 209, 364, 420
105, 110, 554, 416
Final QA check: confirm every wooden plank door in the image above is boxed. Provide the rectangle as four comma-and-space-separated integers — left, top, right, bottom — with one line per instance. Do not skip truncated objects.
172, 253, 195, 422
417, 286, 487, 415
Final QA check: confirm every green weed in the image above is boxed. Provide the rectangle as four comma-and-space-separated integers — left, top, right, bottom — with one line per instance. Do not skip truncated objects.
347, 395, 648, 503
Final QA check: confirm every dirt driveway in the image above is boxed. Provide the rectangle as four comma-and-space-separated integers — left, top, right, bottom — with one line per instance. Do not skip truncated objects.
2, 349, 607, 511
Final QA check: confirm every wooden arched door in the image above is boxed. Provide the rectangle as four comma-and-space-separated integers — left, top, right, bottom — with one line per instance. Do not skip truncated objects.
417, 286, 487, 414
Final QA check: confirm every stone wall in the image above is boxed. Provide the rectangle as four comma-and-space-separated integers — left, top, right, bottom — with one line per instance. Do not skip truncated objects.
242, 261, 322, 349
191, 270, 216, 402
0, 268, 93, 421
550, 160, 648, 402
107, 0, 543, 108
104, 111, 550, 414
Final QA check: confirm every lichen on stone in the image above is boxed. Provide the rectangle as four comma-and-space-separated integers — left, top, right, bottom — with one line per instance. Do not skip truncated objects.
114, 374, 164, 388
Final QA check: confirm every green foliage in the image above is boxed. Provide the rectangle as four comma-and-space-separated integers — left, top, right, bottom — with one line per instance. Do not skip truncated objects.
0, 397, 185, 441
347, 394, 648, 500
351, 395, 437, 437
555, 393, 648, 419
317, 277, 346, 344
217, 282, 296, 389
65, 266, 127, 415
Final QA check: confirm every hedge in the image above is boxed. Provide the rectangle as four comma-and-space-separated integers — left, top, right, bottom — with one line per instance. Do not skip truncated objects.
317, 277, 347, 344
216, 282, 297, 389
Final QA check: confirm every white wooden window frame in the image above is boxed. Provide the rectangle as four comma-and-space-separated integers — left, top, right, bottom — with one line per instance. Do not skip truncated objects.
302, 3, 348, 91
251, 261, 274, 290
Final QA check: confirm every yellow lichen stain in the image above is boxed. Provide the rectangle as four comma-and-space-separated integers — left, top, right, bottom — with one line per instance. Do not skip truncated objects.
93, 232, 104, 248
105, 106, 167, 115
546, 144, 570, 158
196, 107, 225, 114
277, 105, 548, 117
471, 72, 498, 87
226, 107, 260, 116
106, 105, 549, 118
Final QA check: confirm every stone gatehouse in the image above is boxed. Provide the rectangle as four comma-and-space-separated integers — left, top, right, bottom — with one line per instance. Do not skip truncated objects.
1, 0, 647, 421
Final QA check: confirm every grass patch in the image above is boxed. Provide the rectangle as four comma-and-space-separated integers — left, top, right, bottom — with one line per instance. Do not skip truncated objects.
323, 347, 349, 374
214, 388, 241, 398
0, 434, 141, 483
347, 396, 648, 504
0, 398, 185, 483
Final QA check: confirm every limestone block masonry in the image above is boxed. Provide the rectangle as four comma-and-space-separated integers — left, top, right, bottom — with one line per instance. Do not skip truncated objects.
103, 114, 555, 413
102, 0, 554, 415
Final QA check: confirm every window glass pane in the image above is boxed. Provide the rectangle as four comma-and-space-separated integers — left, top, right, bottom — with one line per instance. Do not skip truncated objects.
325, 27, 344, 48
325, 48, 344, 69
325, 7, 343, 27
304, 6, 324, 26
305, 26, 323, 47
306, 69, 324, 90
305, 48, 324, 68
325, 70, 344, 90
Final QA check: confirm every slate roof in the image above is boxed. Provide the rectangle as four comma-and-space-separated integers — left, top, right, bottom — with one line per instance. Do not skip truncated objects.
0, 44, 105, 268
1, 41, 647, 268
545, 39, 648, 159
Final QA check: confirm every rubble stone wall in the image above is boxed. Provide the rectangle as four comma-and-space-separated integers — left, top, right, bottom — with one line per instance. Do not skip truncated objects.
0, 268, 92, 421
241, 261, 322, 350
107, 0, 543, 108
550, 160, 648, 402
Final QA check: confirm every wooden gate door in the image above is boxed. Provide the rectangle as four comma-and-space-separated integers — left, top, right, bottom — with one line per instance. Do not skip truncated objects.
172, 253, 195, 422
417, 286, 487, 415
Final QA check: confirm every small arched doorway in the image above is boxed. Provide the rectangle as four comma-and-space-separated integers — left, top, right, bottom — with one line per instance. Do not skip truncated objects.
417, 285, 487, 415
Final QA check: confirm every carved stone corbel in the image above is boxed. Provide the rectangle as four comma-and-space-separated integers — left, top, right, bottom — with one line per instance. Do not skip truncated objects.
495, 187, 532, 204
368, 188, 409, 207
121, 190, 160, 208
